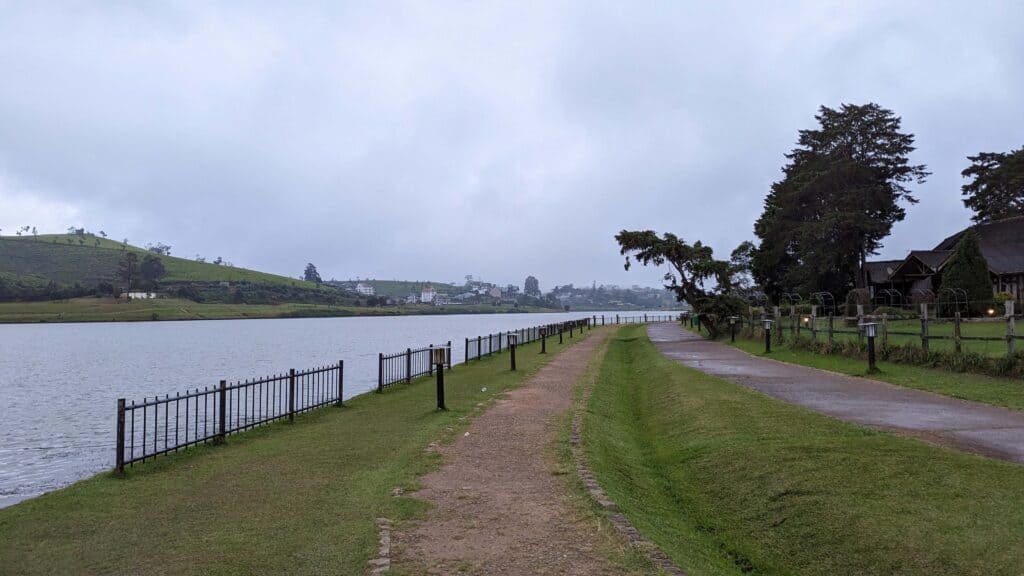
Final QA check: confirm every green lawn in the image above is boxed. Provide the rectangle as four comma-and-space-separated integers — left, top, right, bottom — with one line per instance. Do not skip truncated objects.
0, 330, 599, 575
772, 315, 1016, 357
583, 325, 1024, 575
719, 330, 1024, 411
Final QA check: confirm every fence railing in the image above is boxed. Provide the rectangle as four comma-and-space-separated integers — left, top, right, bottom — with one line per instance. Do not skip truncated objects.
588, 313, 678, 325
463, 319, 591, 362
378, 342, 452, 391
725, 301, 1019, 357
116, 362, 343, 473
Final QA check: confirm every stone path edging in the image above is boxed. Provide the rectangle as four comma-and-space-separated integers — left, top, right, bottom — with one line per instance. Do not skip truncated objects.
571, 379, 686, 576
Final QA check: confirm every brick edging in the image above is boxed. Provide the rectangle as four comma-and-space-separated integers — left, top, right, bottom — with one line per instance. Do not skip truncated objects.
571, 410, 686, 575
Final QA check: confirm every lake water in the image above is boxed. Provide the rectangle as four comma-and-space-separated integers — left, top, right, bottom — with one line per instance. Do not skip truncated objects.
0, 311, 675, 508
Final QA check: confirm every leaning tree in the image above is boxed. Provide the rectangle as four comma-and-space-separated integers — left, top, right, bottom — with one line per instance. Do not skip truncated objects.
615, 230, 747, 338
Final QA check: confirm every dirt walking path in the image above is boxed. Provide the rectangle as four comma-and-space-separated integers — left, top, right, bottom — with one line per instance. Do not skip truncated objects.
390, 330, 625, 575
650, 323, 1024, 464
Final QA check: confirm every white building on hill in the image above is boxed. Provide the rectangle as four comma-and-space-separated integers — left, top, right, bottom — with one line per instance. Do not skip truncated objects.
355, 283, 375, 296
420, 284, 437, 303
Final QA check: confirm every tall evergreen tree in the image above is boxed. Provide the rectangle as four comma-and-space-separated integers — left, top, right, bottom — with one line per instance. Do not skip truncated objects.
752, 103, 929, 300
961, 146, 1024, 223
939, 229, 992, 316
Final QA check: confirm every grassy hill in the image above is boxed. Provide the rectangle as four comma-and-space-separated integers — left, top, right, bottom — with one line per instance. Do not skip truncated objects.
0, 234, 316, 288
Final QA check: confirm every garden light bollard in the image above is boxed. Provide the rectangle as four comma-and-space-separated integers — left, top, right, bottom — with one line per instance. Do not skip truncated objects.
763, 318, 773, 353
433, 347, 447, 411
509, 333, 518, 371
864, 322, 878, 373
540, 327, 547, 354
729, 316, 738, 343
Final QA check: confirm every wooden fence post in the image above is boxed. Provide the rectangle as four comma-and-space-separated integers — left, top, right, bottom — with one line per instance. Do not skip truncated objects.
1007, 301, 1016, 356
954, 312, 962, 354
810, 306, 818, 342
774, 306, 782, 344
828, 315, 834, 345
881, 314, 889, 350
920, 303, 930, 352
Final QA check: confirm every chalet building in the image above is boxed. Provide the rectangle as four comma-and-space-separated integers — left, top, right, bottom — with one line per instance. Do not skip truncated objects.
864, 216, 1024, 305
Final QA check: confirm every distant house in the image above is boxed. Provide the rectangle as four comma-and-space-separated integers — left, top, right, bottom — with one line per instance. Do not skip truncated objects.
420, 284, 437, 304
405, 293, 419, 304
864, 216, 1024, 305
487, 286, 502, 299
355, 283, 375, 296
126, 291, 156, 300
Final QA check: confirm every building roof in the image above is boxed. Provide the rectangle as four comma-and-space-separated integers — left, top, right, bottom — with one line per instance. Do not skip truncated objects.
863, 259, 902, 284
908, 250, 953, 272
933, 216, 1024, 275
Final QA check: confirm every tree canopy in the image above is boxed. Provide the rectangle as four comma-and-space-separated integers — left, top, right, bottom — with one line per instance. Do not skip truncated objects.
303, 263, 322, 284
961, 146, 1024, 223
616, 230, 745, 337
752, 103, 929, 300
940, 229, 992, 316
524, 275, 540, 297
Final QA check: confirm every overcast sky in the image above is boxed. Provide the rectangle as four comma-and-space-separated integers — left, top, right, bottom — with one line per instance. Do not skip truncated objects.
1, 2, 1022, 290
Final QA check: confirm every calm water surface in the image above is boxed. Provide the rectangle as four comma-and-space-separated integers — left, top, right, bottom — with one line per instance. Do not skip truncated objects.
0, 311, 672, 507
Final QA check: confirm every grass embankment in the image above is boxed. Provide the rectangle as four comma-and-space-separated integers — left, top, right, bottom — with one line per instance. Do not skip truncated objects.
584, 326, 1024, 575
0, 297, 554, 323
0, 331, 592, 575
720, 331, 1024, 411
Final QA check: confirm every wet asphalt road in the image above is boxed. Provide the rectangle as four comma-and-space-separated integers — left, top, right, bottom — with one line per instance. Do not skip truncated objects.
648, 323, 1024, 464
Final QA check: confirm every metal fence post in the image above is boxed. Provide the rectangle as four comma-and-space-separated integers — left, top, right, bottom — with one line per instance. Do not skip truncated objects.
216, 380, 227, 443
336, 361, 344, 407
429, 344, 434, 376
464, 338, 469, 363
405, 348, 412, 384
378, 353, 384, 392
115, 398, 126, 474
288, 368, 296, 422
447, 341, 452, 370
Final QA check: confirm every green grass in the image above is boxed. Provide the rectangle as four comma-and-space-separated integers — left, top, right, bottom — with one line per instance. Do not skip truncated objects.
717, 330, 1024, 411
792, 316, 1014, 357
359, 279, 460, 298
583, 325, 1024, 576
0, 330, 594, 575
0, 296, 556, 323
1, 235, 318, 286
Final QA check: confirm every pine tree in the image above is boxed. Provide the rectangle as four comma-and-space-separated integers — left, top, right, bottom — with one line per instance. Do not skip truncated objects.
939, 229, 992, 316
961, 146, 1024, 223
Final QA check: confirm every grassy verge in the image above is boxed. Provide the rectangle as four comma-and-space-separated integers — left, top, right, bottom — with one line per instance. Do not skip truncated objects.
584, 325, 1024, 575
718, 330, 1024, 411
0, 297, 556, 323
0, 331, 589, 575
549, 331, 657, 575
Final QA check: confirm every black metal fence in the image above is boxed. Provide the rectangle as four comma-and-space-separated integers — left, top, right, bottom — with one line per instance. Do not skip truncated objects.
463, 319, 592, 362
587, 313, 678, 325
116, 362, 343, 473
378, 342, 452, 391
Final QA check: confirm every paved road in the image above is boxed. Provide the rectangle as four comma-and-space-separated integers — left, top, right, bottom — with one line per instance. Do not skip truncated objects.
649, 323, 1024, 464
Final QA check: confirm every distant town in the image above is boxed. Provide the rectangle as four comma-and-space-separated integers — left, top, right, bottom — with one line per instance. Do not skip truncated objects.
327, 275, 679, 311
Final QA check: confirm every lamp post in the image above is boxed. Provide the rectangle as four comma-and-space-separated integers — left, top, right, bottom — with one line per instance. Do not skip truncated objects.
433, 347, 447, 411
863, 322, 878, 373
729, 316, 738, 343
509, 333, 518, 371
763, 318, 773, 353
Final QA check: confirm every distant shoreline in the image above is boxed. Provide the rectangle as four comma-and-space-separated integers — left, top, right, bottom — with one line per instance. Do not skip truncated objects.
0, 297, 675, 325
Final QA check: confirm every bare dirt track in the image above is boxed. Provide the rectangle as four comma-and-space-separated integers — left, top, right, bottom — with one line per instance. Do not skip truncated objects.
390, 330, 629, 575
